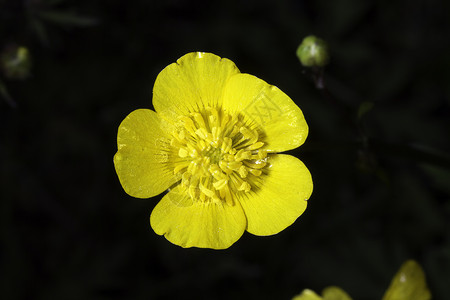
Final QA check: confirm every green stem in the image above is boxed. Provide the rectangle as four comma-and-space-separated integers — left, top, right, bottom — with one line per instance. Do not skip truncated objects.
0, 79, 17, 108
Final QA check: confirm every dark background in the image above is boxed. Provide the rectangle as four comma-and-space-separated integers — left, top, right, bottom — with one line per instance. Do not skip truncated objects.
1, 0, 449, 299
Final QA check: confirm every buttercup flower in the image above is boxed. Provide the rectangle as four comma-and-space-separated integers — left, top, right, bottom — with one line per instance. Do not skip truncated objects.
114, 52, 313, 249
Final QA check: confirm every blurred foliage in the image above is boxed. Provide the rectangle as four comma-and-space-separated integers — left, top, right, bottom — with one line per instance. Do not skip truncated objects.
382, 260, 431, 300
293, 260, 431, 300
1, 0, 449, 300
294, 286, 352, 300
1, 45, 31, 80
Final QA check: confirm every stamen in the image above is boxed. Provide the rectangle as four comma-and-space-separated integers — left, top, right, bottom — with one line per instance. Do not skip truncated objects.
170, 109, 268, 205
173, 161, 190, 174
181, 172, 190, 186
238, 165, 248, 178
234, 149, 252, 161
179, 116, 196, 135
244, 160, 267, 169
227, 161, 242, 171
249, 168, 262, 176
195, 128, 208, 140
192, 112, 207, 130
220, 113, 230, 129
247, 141, 264, 151
200, 181, 216, 198
238, 181, 251, 192
221, 137, 232, 153
213, 179, 228, 190
178, 147, 189, 158
224, 186, 234, 206
219, 160, 233, 175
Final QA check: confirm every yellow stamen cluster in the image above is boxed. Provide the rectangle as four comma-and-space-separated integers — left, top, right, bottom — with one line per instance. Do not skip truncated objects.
170, 108, 267, 206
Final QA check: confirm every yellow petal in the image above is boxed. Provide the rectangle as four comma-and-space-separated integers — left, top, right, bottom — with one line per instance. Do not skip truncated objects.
292, 289, 323, 300
150, 185, 247, 249
238, 154, 312, 236
322, 286, 353, 300
382, 260, 431, 300
114, 109, 178, 198
153, 52, 240, 122
222, 73, 308, 152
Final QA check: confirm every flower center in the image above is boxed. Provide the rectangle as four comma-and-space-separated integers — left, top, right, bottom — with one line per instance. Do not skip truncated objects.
170, 107, 267, 206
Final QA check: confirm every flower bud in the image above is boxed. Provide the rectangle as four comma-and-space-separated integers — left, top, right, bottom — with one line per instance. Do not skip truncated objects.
1, 46, 32, 80
296, 35, 330, 67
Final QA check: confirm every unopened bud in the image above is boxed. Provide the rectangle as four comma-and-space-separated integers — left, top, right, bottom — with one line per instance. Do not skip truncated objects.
1, 46, 32, 80
296, 35, 329, 67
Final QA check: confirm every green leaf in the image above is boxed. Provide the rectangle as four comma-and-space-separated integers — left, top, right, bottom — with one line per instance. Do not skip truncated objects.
292, 289, 323, 300
382, 260, 431, 300
357, 101, 374, 120
322, 287, 353, 300
292, 287, 353, 300
37, 10, 98, 27
29, 18, 50, 46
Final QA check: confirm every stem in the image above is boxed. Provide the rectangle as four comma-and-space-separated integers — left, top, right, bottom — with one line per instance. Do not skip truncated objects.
0, 79, 18, 108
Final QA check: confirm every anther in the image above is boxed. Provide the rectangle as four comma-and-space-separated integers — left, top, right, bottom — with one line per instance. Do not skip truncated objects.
238, 181, 251, 192
238, 165, 248, 178
244, 160, 267, 169
200, 182, 216, 198
179, 116, 196, 135
195, 128, 208, 140
173, 161, 190, 174
213, 179, 228, 190
171, 108, 267, 205
247, 141, 264, 151
240, 126, 253, 139
249, 168, 262, 176
221, 137, 232, 153
178, 147, 189, 158
192, 112, 207, 130
181, 172, 191, 186
234, 149, 252, 161
220, 113, 230, 129
227, 161, 243, 171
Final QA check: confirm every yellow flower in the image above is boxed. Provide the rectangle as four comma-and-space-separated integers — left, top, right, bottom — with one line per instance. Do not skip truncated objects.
113, 52, 313, 249
292, 260, 431, 300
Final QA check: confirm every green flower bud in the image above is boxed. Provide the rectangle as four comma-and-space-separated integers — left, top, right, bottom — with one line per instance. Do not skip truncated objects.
296, 35, 330, 67
1, 46, 32, 80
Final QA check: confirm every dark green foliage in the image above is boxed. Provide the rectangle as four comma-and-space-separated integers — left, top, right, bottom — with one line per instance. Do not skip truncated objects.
1, 0, 449, 299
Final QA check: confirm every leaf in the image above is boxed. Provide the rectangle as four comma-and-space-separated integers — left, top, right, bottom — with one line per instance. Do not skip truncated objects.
29, 18, 50, 47
37, 10, 98, 27
292, 287, 353, 300
322, 286, 353, 300
382, 260, 431, 300
357, 101, 374, 120
292, 289, 323, 300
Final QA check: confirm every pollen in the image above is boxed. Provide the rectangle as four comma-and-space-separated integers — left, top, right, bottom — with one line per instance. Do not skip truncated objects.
170, 107, 267, 206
